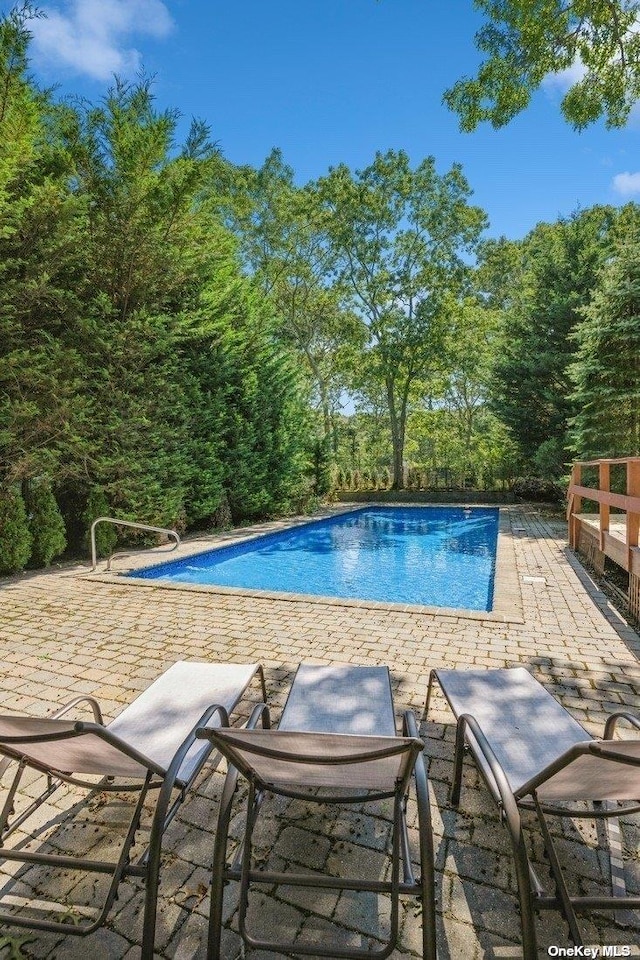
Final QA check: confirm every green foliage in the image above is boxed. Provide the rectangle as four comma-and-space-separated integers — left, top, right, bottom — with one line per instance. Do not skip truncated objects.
317, 149, 487, 488
0, 485, 31, 574
312, 434, 334, 497
570, 240, 640, 458
24, 478, 66, 566
0, 9, 88, 488
488, 207, 626, 470
83, 489, 117, 558
511, 477, 565, 504
0, 19, 312, 572
216, 149, 365, 440
533, 438, 567, 479
445, 0, 640, 130
0, 933, 34, 960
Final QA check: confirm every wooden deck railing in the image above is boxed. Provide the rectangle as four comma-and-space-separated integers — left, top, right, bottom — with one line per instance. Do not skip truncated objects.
567, 457, 640, 586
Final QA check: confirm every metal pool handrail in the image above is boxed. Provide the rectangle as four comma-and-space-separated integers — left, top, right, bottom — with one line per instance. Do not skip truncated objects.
90, 517, 181, 572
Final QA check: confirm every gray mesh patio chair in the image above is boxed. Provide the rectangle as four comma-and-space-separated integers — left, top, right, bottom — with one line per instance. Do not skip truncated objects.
425, 666, 640, 959
0, 659, 266, 959
198, 663, 437, 960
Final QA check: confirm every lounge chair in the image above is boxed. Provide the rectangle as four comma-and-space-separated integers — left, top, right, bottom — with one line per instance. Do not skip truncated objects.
425, 666, 640, 959
198, 663, 437, 960
0, 660, 266, 959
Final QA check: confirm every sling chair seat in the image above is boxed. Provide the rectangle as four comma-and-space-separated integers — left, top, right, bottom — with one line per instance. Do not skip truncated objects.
199, 663, 437, 960
426, 666, 640, 958
0, 659, 266, 959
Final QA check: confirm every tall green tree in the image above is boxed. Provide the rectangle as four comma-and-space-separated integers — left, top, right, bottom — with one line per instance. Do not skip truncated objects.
570, 240, 640, 458
0, 11, 312, 572
444, 298, 502, 480
216, 149, 363, 440
57, 78, 223, 525
62, 81, 310, 529
317, 149, 486, 488
488, 206, 622, 473
445, 0, 640, 130
0, 5, 88, 490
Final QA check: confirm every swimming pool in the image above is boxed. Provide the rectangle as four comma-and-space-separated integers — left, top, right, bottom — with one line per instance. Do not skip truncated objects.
128, 506, 499, 612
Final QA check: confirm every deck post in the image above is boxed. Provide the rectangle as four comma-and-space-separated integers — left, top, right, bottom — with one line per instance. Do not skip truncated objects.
628, 461, 640, 620
627, 461, 640, 556
570, 463, 582, 549
599, 460, 610, 552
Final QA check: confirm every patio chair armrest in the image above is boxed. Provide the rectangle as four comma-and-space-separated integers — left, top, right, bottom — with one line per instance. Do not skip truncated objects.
246, 702, 272, 731
402, 709, 429, 798
603, 712, 640, 739
72, 721, 173, 779
51, 696, 104, 725
159, 704, 231, 791
456, 713, 522, 833
197, 703, 271, 740
402, 710, 421, 741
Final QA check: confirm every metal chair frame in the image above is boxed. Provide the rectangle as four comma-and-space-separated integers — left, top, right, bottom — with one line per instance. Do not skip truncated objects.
199, 702, 437, 960
426, 668, 640, 960
0, 666, 266, 959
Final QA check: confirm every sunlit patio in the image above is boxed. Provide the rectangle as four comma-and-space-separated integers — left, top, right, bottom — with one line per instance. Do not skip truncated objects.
1, 504, 640, 958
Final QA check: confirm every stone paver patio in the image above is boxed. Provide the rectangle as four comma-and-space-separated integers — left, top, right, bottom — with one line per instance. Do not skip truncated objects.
1, 503, 640, 959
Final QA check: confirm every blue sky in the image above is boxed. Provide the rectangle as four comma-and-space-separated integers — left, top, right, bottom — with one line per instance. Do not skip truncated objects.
12, 0, 640, 240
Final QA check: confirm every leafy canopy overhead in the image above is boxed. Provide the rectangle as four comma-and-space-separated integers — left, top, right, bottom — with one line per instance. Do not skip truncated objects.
445, 0, 640, 130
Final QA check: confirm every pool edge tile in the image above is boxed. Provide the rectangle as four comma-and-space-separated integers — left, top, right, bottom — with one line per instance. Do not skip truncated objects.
83, 503, 524, 623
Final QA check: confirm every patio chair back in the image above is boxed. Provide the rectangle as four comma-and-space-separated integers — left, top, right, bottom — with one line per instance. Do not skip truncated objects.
519, 738, 640, 801
206, 727, 423, 793
0, 716, 157, 779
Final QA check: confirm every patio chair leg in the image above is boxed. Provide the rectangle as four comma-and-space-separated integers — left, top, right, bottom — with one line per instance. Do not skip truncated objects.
141, 776, 175, 960
501, 803, 539, 960
534, 797, 582, 947
423, 670, 437, 720
450, 715, 466, 806
404, 711, 437, 960
207, 767, 240, 960
415, 753, 437, 960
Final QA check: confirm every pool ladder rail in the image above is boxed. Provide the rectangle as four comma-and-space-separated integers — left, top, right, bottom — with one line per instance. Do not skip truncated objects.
90, 517, 181, 572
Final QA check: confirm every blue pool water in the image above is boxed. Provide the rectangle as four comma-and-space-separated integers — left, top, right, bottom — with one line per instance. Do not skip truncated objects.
128, 506, 499, 611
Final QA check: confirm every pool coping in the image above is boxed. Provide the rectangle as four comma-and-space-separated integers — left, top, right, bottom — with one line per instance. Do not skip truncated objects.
84, 503, 524, 624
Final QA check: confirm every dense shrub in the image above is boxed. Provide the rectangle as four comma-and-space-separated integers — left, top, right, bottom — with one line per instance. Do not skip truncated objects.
511, 477, 566, 504
83, 489, 117, 559
0, 486, 32, 575
533, 438, 567, 480
24, 479, 67, 567
312, 436, 333, 496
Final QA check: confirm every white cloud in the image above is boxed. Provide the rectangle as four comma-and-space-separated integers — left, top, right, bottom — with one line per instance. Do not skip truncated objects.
542, 58, 588, 94
30, 0, 174, 81
612, 171, 640, 196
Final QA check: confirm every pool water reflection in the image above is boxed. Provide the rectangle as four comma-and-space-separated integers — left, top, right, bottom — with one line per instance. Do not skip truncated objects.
128, 506, 499, 612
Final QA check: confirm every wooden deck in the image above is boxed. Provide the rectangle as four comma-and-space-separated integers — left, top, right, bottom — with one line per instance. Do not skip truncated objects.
568, 458, 640, 617
574, 513, 640, 576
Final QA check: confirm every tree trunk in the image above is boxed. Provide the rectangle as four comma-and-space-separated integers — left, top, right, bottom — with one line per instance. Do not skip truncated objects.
387, 377, 405, 489
307, 352, 333, 439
